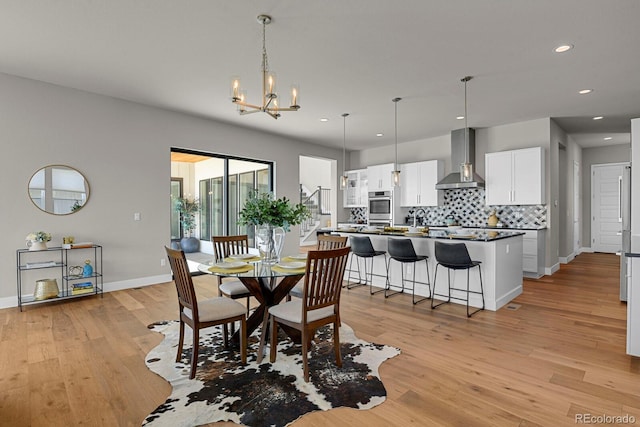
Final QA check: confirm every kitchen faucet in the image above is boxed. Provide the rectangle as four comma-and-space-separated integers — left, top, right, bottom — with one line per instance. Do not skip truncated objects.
413, 208, 426, 227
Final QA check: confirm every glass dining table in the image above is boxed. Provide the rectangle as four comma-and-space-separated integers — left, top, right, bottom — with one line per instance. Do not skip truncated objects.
198, 257, 307, 362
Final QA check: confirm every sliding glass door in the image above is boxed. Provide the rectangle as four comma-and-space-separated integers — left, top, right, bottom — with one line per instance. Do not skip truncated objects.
171, 148, 273, 246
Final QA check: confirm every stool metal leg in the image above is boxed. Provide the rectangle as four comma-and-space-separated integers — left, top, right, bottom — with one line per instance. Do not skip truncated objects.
466, 264, 485, 317
369, 256, 385, 295
345, 254, 366, 289
431, 263, 452, 309
384, 258, 405, 298
412, 259, 431, 305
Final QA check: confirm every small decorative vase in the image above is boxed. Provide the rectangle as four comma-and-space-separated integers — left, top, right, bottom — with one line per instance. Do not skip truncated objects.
255, 224, 285, 264
83, 260, 93, 277
487, 209, 499, 227
27, 240, 48, 251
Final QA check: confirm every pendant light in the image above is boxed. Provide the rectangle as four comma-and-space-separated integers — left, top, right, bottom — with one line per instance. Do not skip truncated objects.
391, 97, 402, 187
340, 113, 349, 189
460, 76, 473, 182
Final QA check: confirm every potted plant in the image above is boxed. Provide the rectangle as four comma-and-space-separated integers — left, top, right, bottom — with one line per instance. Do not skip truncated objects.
238, 191, 310, 263
174, 196, 201, 253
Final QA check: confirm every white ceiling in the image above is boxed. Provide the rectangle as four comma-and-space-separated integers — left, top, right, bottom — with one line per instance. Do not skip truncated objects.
2, 0, 638, 150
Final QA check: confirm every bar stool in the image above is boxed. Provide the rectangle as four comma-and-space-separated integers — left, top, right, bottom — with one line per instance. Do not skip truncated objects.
345, 236, 387, 294
431, 241, 485, 317
385, 238, 431, 304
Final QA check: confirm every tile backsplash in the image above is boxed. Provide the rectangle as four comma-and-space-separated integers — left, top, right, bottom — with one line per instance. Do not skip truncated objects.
348, 188, 547, 228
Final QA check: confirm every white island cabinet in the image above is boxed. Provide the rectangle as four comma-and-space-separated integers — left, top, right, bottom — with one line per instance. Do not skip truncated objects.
337, 232, 523, 311
485, 147, 545, 205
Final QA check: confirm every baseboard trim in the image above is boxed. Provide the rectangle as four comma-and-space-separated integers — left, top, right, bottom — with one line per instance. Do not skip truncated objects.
545, 263, 560, 276
559, 252, 576, 264
0, 274, 173, 310
579, 246, 594, 254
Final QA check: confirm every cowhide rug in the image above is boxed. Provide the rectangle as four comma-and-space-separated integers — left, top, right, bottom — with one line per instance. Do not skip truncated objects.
143, 320, 400, 427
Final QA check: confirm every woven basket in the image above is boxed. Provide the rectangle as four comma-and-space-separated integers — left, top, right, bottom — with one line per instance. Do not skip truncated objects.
34, 279, 60, 300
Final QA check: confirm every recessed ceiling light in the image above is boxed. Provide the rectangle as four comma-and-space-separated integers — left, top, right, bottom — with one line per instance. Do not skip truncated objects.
554, 44, 573, 53
593, 116, 604, 120
456, 116, 465, 120
319, 118, 329, 122
579, 89, 593, 95
604, 137, 612, 141
376, 133, 384, 137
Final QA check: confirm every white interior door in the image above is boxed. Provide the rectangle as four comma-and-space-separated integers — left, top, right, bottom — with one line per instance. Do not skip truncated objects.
574, 161, 580, 254
591, 163, 626, 253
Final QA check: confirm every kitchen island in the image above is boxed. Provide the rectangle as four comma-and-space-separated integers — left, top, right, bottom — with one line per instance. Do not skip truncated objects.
326, 227, 524, 311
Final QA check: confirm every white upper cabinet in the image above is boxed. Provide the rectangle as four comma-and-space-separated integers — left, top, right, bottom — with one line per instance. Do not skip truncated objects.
343, 169, 368, 208
367, 163, 395, 192
399, 160, 444, 207
485, 147, 545, 205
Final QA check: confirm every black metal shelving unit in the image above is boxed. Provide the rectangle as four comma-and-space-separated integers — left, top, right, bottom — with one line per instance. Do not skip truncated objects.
16, 245, 103, 311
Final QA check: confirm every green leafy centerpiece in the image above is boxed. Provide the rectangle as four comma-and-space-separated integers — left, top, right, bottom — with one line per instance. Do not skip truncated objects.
238, 191, 310, 264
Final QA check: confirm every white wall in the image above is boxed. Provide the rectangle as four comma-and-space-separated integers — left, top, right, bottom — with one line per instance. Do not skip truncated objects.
1, 73, 342, 306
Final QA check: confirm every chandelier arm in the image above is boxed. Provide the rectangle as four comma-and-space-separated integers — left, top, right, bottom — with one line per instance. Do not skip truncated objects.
233, 100, 263, 110
239, 109, 263, 116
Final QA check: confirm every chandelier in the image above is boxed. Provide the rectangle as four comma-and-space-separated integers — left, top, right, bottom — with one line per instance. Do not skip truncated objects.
231, 15, 300, 119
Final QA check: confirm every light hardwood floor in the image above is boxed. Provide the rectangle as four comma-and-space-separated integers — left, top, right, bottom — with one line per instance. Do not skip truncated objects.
1, 252, 638, 426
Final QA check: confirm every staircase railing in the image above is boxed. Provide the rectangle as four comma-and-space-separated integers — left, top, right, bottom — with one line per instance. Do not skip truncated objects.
299, 186, 331, 236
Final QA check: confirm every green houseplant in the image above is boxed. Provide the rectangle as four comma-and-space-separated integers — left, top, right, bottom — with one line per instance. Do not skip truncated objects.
238, 191, 310, 263
174, 197, 201, 253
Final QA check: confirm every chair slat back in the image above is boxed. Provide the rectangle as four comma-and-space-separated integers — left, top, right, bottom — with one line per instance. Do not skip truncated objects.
212, 235, 249, 262
165, 246, 198, 319
303, 247, 351, 316
317, 234, 348, 250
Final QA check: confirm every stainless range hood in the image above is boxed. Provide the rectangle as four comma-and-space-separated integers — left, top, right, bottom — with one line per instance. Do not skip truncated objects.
435, 128, 485, 190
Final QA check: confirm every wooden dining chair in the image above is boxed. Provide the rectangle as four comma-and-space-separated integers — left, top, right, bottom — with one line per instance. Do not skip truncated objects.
211, 235, 252, 314
287, 234, 348, 300
165, 246, 247, 379
317, 234, 349, 250
268, 246, 351, 382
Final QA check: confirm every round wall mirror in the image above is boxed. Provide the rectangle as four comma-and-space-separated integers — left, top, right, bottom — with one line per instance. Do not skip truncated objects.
28, 165, 90, 215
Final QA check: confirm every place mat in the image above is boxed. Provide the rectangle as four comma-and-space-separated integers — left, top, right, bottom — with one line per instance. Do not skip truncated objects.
280, 255, 308, 263
225, 255, 261, 262
271, 265, 306, 274
449, 234, 477, 240
208, 264, 254, 274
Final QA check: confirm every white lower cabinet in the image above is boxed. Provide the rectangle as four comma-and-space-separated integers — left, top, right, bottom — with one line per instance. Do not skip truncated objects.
522, 230, 545, 278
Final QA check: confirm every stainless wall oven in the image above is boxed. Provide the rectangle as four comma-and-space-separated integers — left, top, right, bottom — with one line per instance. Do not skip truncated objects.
368, 191, 393, 226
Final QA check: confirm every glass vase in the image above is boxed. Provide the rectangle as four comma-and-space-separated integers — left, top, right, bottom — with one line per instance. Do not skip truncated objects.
255, 224, 285, 264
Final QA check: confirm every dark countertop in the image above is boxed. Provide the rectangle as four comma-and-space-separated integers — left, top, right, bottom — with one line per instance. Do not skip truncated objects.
414, 224, 546, 231
322, 227, 525, 242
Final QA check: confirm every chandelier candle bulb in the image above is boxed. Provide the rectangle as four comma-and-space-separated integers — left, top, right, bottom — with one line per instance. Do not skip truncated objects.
232, 79, 240, 100
267, 73, 275, 96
